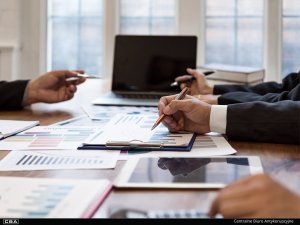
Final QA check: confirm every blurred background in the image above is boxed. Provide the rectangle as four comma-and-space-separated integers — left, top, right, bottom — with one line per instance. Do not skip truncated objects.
0, 0, 299, 81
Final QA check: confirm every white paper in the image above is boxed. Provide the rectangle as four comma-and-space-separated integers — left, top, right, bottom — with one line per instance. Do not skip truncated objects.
0, 126, 102, 150
0, 150, 118, 171
0, 176, 111, 218
0, 120, 39, 139
118, 135, 237, 160
86, 114, 194, 147
82, 105, 158, 121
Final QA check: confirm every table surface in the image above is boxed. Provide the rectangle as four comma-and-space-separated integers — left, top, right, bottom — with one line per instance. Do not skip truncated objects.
0, 79, 299, 218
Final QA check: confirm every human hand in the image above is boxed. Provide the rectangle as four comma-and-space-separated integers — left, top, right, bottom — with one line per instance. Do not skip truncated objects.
24, 70, 86, 105
175, 68, 214, 95
209, 174, 300, 218
158, 95, 211, 134
195, 94, 219, 105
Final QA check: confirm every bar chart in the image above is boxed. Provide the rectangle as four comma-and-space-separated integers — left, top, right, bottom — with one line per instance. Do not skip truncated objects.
0, 126, 102, 150
0, 150, 118, 171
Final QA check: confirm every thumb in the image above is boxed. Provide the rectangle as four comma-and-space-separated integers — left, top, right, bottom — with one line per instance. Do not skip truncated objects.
163, 99, 193, 115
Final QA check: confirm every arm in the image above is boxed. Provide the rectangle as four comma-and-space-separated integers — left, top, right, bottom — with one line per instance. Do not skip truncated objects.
214, 72, 300, 95
226, 100, 300, 144
218, 83, 300, 104
0, 80, 29, 110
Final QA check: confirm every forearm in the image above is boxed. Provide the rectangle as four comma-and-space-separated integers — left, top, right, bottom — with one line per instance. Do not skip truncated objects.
218, 84, 300, 104
214, 72, 300, 95
0, 80, 29, 110
226, 101, 300, 144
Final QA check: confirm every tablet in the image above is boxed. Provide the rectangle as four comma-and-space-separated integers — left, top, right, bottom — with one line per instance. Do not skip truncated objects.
114, 156, 263, 189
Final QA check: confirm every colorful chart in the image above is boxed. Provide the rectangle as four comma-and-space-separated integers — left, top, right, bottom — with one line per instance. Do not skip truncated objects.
0, 126, 102, 150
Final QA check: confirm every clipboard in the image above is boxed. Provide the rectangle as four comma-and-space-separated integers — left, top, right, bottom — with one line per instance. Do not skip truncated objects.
78, 133, 197, 152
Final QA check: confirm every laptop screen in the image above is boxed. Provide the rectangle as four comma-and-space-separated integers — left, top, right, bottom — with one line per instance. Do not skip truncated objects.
112, 35, 197, 94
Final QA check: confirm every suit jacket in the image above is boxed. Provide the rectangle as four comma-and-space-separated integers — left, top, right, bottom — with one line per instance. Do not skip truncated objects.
0, 80, 29, 110
227, 100, 300, 144
214, 72, 300, 105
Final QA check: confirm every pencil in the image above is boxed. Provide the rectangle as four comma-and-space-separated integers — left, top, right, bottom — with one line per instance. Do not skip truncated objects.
151, 87, 190, 131
170, 70, 215, 87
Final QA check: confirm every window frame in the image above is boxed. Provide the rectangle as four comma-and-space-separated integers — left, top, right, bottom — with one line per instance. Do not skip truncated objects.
40, 0, 288, 82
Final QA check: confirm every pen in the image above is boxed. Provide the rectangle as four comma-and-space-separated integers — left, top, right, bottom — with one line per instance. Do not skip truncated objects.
151, 87, 190, 131
66, 73, 100, 82
170, 70, 215, 87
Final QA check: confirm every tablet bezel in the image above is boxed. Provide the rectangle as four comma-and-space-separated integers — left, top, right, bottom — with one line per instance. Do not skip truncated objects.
114, 156, 263, 189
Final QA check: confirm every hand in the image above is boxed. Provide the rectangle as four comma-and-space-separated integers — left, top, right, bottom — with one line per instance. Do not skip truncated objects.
209, 174, 300, 218
195, 94, 219, 105
175, 68, 214, 95
158, 95, 211, 134
24, 70, 86, 105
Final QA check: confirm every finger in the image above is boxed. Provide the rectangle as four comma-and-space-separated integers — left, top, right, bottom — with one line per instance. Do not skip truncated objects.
163, 116, 179, 129
75, 77, 86, 85
180, 83, 187, 90
158, 95, 177, 114
73, 70, 85, 74
163, 99, 194, 115
175, 75, 193, 82
67, 85, 77, 93
50, 70, 79, 78
217, 198, 258, 218
187, 68, 204, 79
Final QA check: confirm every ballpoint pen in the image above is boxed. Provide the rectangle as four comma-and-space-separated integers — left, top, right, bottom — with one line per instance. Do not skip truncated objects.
151, 87, 190, 131
170, 70, 215, 87
66, 73, 100, 82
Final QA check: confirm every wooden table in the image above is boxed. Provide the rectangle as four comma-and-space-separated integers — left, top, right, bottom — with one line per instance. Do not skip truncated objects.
0, 79, 299, 218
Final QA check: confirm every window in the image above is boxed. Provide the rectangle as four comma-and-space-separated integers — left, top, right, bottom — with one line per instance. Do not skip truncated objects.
119, 0, 176, 34
48, 0, 104, 75
205, 0, 264, 68
282, 0, 300, 77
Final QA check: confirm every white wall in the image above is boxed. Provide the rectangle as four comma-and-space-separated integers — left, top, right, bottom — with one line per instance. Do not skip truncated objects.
0, 0, 20, 81
0, 0, 43, 81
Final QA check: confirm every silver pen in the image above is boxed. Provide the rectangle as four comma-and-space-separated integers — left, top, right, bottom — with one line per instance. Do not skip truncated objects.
66, 73, 101, 82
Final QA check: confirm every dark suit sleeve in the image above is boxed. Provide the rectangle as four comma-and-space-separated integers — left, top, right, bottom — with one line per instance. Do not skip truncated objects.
226, 100, 300, 144
214, 72, 300, 95
218, 83, 300, 104
0, 80, 29, 110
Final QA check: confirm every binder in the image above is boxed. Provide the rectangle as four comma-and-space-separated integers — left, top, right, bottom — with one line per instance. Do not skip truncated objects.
78, 133, 197, 152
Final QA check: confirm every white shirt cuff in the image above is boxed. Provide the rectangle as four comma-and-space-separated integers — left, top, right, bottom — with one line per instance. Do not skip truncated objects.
209, 105, 228, 134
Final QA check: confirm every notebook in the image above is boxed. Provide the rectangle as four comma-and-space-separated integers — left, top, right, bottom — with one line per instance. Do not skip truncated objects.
0, 120, 39, 139
92, 35, 197, 106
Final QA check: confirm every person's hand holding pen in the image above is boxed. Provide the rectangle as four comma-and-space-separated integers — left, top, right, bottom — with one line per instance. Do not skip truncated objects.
173, 68, 215, 96
24, 70, 86, 105
172, 68, 219, 105
155, 88, 212, 134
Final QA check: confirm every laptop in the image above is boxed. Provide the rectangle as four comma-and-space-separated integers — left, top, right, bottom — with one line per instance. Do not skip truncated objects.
92, 35, 197, 106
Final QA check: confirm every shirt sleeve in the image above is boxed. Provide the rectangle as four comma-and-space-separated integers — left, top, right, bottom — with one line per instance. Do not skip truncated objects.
209, 105, 228, 134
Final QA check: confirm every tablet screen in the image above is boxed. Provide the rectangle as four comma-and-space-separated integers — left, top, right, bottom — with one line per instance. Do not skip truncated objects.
128, 158, 251, 184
